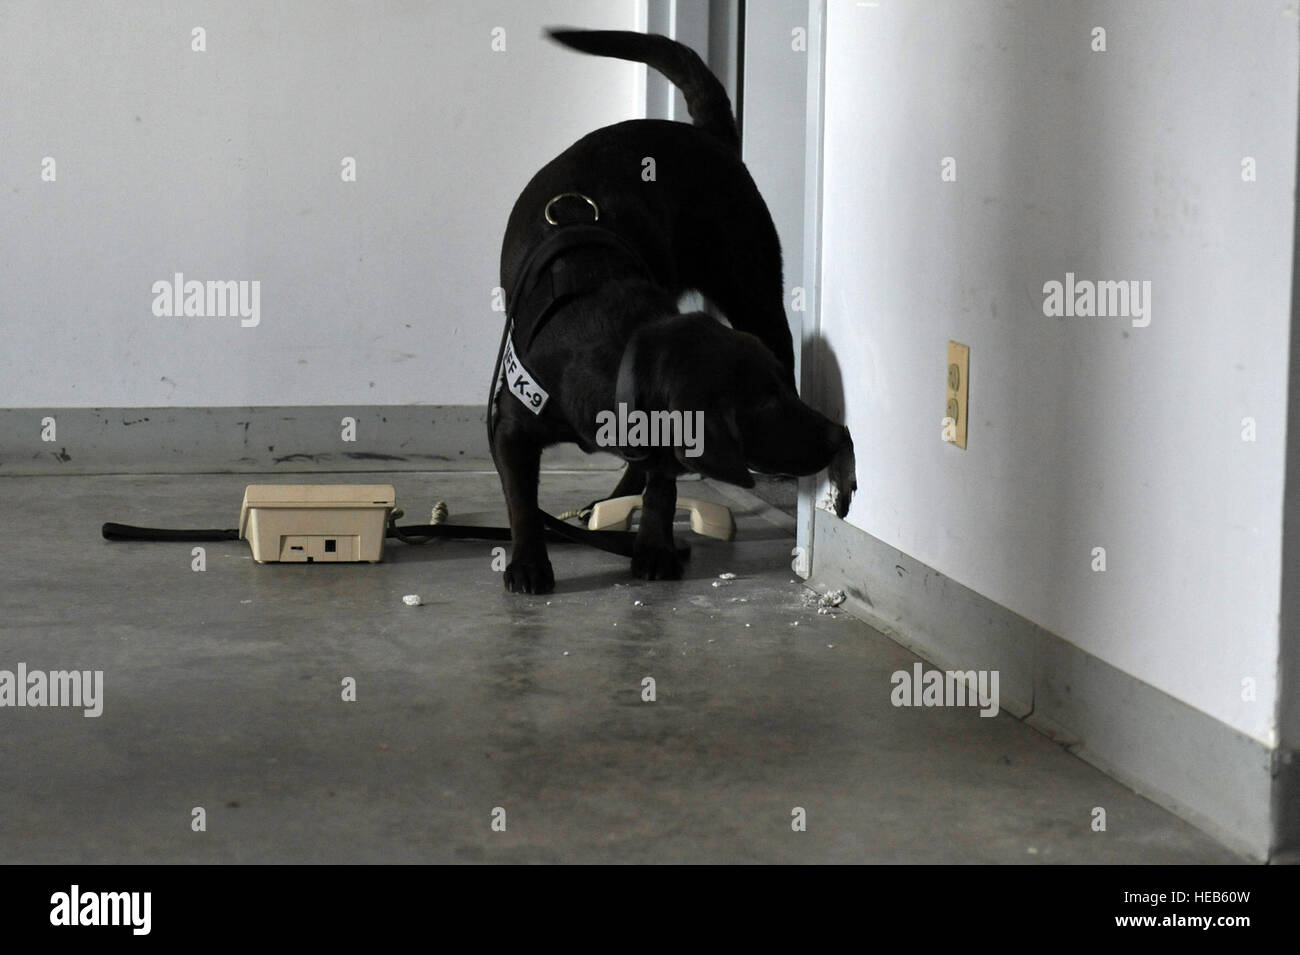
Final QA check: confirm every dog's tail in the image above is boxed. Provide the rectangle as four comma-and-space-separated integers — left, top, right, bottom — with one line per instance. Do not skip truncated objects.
547, 29, 739, 151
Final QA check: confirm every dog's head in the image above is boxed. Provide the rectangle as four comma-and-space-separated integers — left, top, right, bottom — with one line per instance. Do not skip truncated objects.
625, 314, 856, 514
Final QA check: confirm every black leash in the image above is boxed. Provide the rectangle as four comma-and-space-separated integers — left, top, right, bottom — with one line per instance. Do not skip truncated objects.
101, 513, 685, 560
102, 523, 239, 543
102, 516, 640, 556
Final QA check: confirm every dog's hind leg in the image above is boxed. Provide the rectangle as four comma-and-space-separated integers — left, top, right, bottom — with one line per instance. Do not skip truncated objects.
631, 471, 684, 580
492, 421, 555, 594
608, 462, 647, 499
573, 463, 645, 519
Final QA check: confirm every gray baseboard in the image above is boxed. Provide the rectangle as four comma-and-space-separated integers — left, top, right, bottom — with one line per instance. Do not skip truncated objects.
1274, 749, 1300, 862
807, 508, 1279, 861
0, 406, 623, 475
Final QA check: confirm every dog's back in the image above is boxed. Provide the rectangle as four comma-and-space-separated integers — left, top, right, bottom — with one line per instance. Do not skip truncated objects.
502, 29, 794, 382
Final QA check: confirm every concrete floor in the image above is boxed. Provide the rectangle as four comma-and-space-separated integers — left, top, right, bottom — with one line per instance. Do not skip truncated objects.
0, 469, 1244, 863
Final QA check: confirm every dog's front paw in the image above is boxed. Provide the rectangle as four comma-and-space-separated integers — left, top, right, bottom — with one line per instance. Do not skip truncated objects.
632, 541, 683, 581
826, 433, 857, 519
504, 558, 555, 595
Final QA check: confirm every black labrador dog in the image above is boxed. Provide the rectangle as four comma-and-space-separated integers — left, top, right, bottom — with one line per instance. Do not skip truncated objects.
491, 29, 855, 594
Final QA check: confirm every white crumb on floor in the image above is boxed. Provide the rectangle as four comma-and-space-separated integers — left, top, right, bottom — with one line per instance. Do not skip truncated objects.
401, 594, 421, 607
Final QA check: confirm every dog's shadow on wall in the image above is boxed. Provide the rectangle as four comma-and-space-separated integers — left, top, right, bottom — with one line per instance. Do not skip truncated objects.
803, 333, 848, 427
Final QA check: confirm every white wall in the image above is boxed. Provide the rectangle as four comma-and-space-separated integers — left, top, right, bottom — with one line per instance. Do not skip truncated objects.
816, 0, 1296, 744
0, 0, 645, 408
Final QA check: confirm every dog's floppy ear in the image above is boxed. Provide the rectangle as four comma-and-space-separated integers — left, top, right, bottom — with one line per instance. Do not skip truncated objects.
675, 407, 754, 487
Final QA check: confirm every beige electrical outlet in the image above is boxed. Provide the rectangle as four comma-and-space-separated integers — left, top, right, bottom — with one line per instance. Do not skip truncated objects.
946, 341, 970, 449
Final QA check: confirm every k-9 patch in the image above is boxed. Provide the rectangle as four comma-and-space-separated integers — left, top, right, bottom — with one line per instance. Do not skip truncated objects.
501, 332, 550, 415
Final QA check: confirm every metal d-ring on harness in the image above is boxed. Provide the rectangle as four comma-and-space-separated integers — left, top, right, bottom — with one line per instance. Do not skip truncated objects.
544, 192, 600, 225
486, 193, 687, 560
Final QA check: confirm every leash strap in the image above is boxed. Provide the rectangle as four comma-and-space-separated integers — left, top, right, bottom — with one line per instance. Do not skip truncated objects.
101, 517, 687, 560
102, 523, 239, 542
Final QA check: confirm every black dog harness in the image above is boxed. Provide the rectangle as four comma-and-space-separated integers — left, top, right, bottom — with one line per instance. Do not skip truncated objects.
488, 196, 655, 435
509, 223, 652, 357
481, 195, 686, 560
